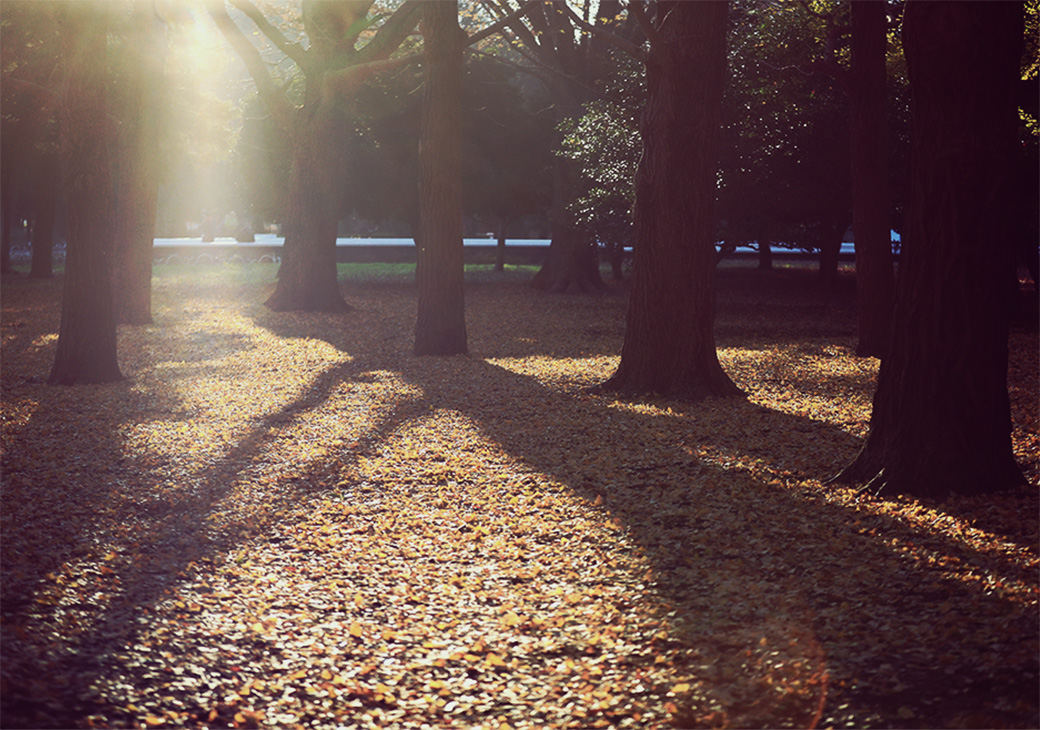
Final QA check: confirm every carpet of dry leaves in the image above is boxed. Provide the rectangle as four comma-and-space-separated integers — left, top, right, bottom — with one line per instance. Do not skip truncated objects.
1, 264, 1037, 730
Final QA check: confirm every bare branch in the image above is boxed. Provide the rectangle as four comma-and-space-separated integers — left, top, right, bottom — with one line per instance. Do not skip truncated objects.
228, 0, 311, 72
559, 1, 645, 62
355, 0, 423, 64
207, 1, 294, 131
466, 0, 538, 48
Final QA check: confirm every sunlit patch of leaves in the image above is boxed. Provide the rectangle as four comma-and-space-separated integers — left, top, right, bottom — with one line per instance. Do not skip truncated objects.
1, 266, 1036, 730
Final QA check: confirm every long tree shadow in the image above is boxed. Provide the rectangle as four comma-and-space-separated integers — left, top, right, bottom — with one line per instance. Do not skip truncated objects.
383, 353, 1037, 728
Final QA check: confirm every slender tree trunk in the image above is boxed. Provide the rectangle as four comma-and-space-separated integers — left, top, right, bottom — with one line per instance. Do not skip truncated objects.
49, 2, 122, 385
414, 0, 467, 356
598, 0, 739, 400
113, 1, 167, 325
850, 0, 895, 357
817, 218, 846, 288
835, 1, 1025, 497
30, 153, 59, 279
266, 107, 350, 312
495, 217, 507, 272
758, 240, 773, 270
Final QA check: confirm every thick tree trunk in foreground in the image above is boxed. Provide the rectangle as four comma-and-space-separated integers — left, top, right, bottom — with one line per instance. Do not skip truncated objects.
113, 1, 167, 325
266, 108, 350, 312
836, 1, 1025, 497
598, 0, 740, 400
849, 0, 895, 357
30, 153, 59, 279
414, 1, 467, 356
49, 3, 122, 385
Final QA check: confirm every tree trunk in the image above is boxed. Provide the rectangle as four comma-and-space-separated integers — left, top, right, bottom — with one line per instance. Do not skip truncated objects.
414, 0, 467, 356
49, 3, 122, 385
758, 240, 773, 270
266, 107, 350, 312
597, 0, 740, 400
530, 86, 604, 293
817, 218, 846, 289
113, 1, 167, 325
495, 217, 507, 272
30, 153, 59, 279
850, 0, 895, 357
835, 1, 1025, 498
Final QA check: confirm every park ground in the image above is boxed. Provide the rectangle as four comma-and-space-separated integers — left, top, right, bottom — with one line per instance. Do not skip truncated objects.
1, 263, 1037, 730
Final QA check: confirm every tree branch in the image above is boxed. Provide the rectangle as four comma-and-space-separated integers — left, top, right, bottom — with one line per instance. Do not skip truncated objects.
559, 1, 645, 62
355, 0, 423, 64
228, 0, 311, 73
208, 1, 294, 131
466, 0, 538, 47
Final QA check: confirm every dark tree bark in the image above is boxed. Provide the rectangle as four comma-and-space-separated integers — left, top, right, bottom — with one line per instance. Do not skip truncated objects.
494, 217, 507, 273
265, 107, 351, 312
849, 0, 895, 357
113, 1, 167, 324
49, 2, 122, 385
758, 240, 773, 271
835, 1, 1025, 497
414, 0, 467, 356
597, 0, 740, 400
817, 216, 848, 289
530, 95, 604, 293
29, 152, 59, 279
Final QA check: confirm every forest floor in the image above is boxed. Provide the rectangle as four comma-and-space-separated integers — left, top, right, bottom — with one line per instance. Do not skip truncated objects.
1, 264, 1037, 730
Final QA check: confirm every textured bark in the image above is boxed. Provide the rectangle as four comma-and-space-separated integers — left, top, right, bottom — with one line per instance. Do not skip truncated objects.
414, 1, 467, 356
265, 108, 350, 312
49, 3, 122, 385
849, 0, 895, 357
30, 153, 59, 279
598, 0, 740, 400
836, 1, 1025, 497
113, 1, 167, 325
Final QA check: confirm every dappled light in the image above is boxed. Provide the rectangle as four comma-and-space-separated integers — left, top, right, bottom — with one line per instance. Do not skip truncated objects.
2, 267, 1036, 729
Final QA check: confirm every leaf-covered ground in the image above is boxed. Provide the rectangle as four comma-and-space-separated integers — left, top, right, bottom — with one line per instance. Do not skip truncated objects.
2, 265, 1037, 730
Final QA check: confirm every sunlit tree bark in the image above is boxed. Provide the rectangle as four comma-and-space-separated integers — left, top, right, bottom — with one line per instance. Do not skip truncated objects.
49, 2, 122, 385
597, 0, 740, 400
113, 1, 167, 325
414, 0, 467, 356
836, 1, 1025, 497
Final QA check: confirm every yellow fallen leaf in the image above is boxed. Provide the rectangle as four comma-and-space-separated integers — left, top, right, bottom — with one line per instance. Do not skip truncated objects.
349, 621, 364, 638
672, 682, 691, 694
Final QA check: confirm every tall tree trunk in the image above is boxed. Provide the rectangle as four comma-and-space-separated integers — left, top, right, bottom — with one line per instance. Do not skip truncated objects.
598, 0, 739, 400
113, 0, 167, 325
850, 0, 895, 357
530, 84, 604, 293
266, 107, 350, 312
30, 153, 59, 279
835, 1, 1025, 498
414, 0, 467, 356
49, 2, 122, 385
